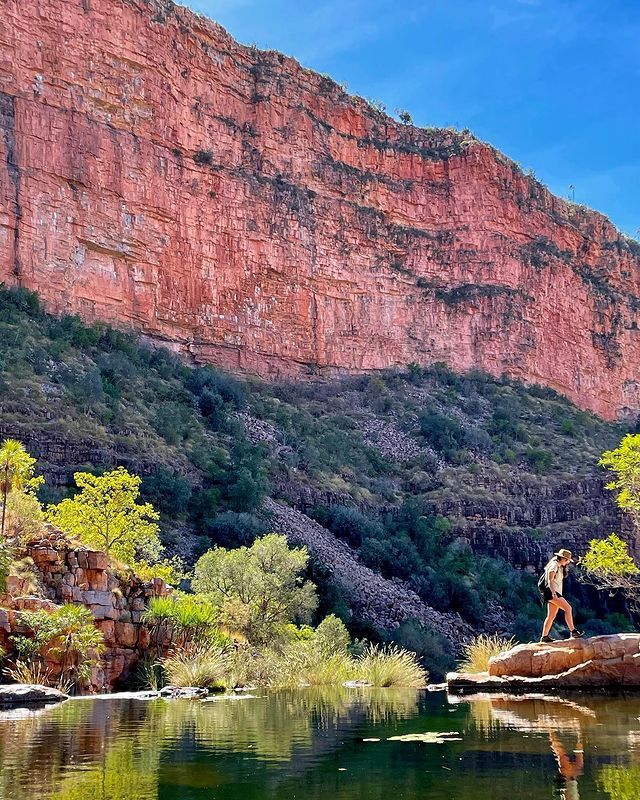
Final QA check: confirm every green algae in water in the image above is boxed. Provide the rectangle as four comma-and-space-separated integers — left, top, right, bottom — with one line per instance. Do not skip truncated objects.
1, 688, 640, 799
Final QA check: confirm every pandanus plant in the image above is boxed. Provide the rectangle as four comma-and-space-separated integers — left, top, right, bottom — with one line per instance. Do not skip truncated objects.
0, 439, 42, 541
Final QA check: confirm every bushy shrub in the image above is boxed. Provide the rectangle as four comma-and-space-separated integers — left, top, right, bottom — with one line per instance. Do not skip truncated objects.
310, 506, 384, 548
132, 556, 185, 585
525, 445, 553, 474
387, 620, 454, 682
201, 511, 268, 548
193, 535, 318, 643
143, 594, 226, 652
313, 614, 350, 656
419, 412, 467, 453
192, 149, 214, 166
141, 468, 192, 516
4, 490, 45, 545
0, 439, 44, 540
152, 402, 195, 444
8, 604, 104, 690
187, 367, 246, 409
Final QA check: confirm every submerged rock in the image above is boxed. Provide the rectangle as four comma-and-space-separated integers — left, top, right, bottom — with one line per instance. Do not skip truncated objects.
342, 680, 374, 688
448, 634, 640, 692
0, 684, 68, 707
159, 686, 209, 699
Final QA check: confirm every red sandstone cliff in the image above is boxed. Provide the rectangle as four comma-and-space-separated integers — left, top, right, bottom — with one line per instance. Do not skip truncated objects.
1, 0, 639, 418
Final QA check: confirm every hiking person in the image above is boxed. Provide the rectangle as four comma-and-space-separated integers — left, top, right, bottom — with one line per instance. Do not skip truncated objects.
539, 548, 584, 642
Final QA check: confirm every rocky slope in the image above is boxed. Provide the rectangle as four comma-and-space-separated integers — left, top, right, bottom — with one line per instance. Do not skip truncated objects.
262, 497, 472, 644
1, 0, 640, 418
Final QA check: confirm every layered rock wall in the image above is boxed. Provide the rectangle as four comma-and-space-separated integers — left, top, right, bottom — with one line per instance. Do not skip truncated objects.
0, 532, 171, 691
1, 0, 640, 418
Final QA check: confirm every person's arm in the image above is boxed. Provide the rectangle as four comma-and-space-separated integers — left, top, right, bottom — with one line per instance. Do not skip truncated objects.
548, 567, 558, 598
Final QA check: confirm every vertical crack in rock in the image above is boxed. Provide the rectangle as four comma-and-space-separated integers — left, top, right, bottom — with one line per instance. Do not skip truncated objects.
0, 92, 21, 279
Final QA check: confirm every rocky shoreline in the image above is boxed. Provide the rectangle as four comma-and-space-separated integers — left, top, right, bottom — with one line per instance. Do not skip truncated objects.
448, 634, 640, 693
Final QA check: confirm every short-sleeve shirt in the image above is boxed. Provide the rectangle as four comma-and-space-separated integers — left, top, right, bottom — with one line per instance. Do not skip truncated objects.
544, 558, 563, 594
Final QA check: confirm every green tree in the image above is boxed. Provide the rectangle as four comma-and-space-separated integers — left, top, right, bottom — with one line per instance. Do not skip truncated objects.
313, 614, 350, 656
192, 534, 318, 643
580, 533, 639, 578
600, 434, 640, 530
0, 439, 43, 540
578, 435, 640, 613
46, 467, 161, 565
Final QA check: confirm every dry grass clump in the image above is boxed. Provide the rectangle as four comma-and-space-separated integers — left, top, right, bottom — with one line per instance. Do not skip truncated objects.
4, 659, 60, 689
457, 634, 517, 674
355, 643, 427, 688
163, 641, 228, 689
221, 642, 425, 690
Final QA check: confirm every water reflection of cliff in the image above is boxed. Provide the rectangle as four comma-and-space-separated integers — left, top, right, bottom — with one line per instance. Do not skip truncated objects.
459, 693, 640, 800
0, 688, 420, 800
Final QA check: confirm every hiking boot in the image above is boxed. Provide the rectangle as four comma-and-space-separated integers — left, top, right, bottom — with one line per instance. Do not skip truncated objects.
540, 635, 553, 643
570, 629, 584, 638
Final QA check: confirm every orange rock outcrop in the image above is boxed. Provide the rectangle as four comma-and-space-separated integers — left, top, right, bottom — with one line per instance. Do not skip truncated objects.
0, 533, 172, 692
1, 0, 639, 418
447, 635, 640, 691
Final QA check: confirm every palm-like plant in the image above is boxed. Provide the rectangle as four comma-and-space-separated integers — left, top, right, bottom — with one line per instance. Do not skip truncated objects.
0, 439, 43, 540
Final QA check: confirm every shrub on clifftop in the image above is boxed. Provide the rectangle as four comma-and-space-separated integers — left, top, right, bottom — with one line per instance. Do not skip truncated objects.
45, 468, 176, 581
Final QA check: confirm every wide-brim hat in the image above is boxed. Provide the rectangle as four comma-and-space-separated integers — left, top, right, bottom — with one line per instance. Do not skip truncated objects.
554, 548, 574, 562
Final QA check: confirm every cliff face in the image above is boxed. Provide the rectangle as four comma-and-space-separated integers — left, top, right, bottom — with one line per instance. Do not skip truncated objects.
0, 530, 172, 692
1, 0, 640, 419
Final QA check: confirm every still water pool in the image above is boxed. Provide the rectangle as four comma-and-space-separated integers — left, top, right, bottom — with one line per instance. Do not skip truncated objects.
0, 688, 638, 799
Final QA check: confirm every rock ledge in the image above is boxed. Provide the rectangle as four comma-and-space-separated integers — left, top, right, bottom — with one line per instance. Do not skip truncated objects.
448, 634, 640, 692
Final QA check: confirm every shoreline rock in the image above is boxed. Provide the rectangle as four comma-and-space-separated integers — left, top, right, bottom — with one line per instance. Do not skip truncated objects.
448, 634, 640, 692
0, 683, 68, 708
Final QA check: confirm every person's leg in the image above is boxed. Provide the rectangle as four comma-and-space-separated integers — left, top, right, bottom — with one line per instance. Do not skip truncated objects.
554, 597, 575, 631
542, 601, 560, 637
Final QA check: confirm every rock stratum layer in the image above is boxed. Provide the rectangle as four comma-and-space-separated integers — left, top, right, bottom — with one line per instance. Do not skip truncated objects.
1, 0, 640, 418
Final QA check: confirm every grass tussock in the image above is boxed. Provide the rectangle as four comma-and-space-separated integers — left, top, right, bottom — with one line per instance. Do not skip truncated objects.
163, 642, 228, 689
457, 634, 517, 674
195, 641, 427, 691
4, 659, 63, 689
356, 643, 427, 688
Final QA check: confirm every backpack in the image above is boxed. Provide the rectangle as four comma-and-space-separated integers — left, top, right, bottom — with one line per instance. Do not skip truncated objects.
537, 571, 547, 593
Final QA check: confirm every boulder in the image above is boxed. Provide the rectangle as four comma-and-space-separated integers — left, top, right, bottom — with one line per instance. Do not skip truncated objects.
448, 634, 640, 692
0, 684, 68, 707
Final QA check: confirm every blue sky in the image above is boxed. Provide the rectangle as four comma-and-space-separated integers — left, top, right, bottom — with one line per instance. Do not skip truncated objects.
185, 0, 639, 236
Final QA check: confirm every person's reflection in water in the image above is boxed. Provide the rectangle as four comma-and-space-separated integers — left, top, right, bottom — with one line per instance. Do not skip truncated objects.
549, 729, 584, 800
